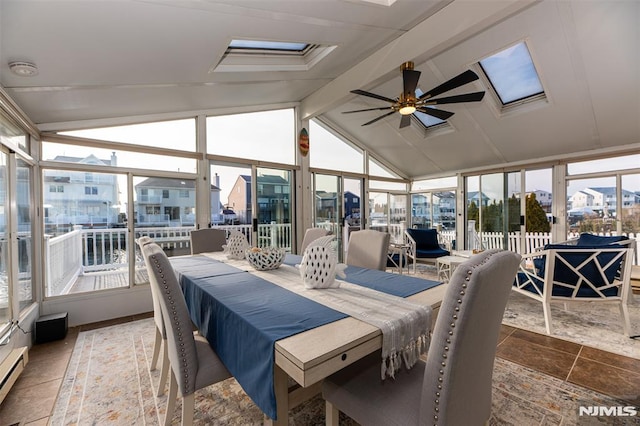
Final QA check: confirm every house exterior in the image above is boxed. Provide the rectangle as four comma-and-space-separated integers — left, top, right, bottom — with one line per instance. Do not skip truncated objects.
43, 154, 119, 231
227, 174, 291, 224
134, 177, 221, 226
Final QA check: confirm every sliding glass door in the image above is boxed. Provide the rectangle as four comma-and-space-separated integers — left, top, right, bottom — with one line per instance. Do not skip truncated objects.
0, 151, 9, 328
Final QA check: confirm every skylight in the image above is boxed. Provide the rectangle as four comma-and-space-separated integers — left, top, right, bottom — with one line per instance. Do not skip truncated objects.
227, 39, 309, 53
479, 42, 544, 105
414, 88, 446, 128
214, 39, 335, 72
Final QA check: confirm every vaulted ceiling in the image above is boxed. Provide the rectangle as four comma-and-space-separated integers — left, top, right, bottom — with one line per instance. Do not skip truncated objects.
1, 0, 639, 179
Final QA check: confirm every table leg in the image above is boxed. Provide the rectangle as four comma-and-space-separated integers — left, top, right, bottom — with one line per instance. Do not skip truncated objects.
264, 365, 289, 425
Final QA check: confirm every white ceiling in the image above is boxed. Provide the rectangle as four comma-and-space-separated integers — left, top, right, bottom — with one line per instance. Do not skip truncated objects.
1, 0, 639, 179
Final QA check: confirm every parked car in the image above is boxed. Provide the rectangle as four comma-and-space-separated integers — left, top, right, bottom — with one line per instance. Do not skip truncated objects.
222, 209, 239, 225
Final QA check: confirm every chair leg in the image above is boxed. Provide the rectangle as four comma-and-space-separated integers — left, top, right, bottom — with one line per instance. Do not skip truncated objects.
151, 327, 162, 370
182, 393, 195, 426
165, 370, 178, 426
157, 340, 169, 396
619, 302, 632, 337
542, 301, 553, 335
325, 400, 339, 426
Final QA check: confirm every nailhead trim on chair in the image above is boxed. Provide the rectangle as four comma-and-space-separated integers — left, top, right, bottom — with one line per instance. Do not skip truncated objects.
432, 253, 494, 425
152, 254, 191, 391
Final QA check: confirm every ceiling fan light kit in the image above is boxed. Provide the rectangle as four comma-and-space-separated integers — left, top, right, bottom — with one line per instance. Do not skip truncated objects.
345, 61, 485, 128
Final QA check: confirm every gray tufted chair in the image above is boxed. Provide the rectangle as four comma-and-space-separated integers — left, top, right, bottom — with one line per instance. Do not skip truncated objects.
140, 241, 232, 426
300, 227, 330, 254
189, 228, 227, 254
136, 236, 170, 397
345, 229, 391, 271
322, 249, 521, 426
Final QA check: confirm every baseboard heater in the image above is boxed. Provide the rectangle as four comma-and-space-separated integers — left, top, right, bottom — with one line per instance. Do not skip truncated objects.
0, 347, 29, 405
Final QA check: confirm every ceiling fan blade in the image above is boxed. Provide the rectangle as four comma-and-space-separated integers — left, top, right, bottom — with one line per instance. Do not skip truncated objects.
351, 89, 397, 104
422, 91, 486, 105
343, 106, 393, 114
362, 111, 396, 126
418, 69, 479, 100
399, 115, 412, 129
403, 69, 421, 98
415, 107, 455, 120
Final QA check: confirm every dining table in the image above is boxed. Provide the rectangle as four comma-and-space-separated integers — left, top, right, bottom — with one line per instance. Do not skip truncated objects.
170, 251, 447, 425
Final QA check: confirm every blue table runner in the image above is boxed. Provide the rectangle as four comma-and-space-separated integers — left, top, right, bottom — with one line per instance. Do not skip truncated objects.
284, 254, 441, 297
175, 265, 347, 420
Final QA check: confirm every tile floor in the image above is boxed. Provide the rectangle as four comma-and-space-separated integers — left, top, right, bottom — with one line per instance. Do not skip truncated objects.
1, 315, 639, 425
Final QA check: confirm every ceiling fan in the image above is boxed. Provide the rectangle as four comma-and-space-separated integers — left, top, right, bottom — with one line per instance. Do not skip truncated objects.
344, 61, 485, 128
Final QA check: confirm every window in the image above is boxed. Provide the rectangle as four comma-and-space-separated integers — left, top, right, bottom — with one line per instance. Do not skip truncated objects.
84, 186, 98, 195
179, 190, 189, 198
50, 185, 64, 193
59, 119, 196, 151
162, 190, 169, 199
207, 109, 295, 164
228, 40, 309, 52
309, 120, 364, 173
214, 39, 336, 73
414, 89, 447, 129
479, 41, 544, 105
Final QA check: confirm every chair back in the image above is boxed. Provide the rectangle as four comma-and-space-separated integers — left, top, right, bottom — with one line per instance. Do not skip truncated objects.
406, 228, 440, 250
419, 249, 521, 425
136, 237, 166, 338
346, 229, 390, 270
190, 228, 227, 254
300, 227, 330, 254
140, 241, 199, 396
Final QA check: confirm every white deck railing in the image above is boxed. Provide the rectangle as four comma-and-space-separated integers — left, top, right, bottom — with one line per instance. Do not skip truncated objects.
45, 222, 639, 296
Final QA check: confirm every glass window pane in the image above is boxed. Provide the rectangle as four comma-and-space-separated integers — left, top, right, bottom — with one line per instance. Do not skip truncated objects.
42, 141, 196, 173
207, 109, 295, 164
567, 177, 616, 235
567, 154, 640, 175
621, 174, 640, 236
368, 158, 398, 179
256, 168, 292, 250
479, 41, 544, 104
0, 114, 28, 152
309, 120, 363, 173
17, 158, 33, 310
369, 180, 407, 191
412, 176, 457, 191
389, 194, 407, 243
229, 40, 308, 51
133, 176, 196, 285
59, 119, 196, 151
0, 153, 8, 326
369, 192, 388, 233
211, 163, 252, 226
43, 169, 128, 296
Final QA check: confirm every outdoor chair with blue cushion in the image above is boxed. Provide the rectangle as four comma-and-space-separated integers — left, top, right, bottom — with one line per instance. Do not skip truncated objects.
405, 228, 450, 274
513, 234, 634, 336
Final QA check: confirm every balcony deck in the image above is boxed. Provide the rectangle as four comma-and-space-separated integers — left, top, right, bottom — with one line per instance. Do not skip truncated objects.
69, 269, 149, 293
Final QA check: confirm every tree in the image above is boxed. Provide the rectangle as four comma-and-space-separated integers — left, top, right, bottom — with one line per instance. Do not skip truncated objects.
467, 201, 479, 230
525, 193, 550, 233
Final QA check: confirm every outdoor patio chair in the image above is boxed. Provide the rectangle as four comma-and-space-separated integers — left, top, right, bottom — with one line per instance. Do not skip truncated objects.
513, 240, 634, 336
323, 249, 521, 426
405, 228, 450, 274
